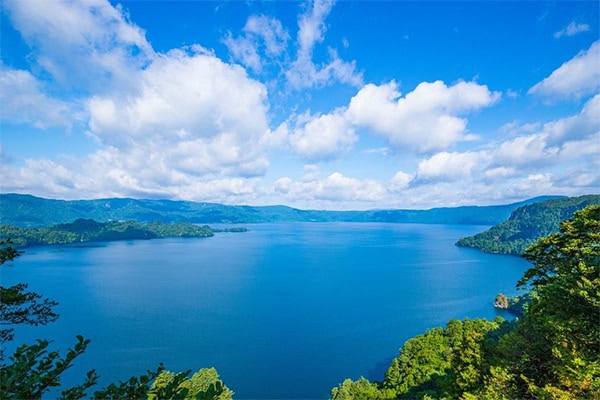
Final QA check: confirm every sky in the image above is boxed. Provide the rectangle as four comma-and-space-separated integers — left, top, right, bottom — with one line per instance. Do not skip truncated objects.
0, 0, 599, 210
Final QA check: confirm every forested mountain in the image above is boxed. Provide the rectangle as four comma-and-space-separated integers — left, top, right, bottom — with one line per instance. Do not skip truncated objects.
0, 193, 562, 228
456, 194, 600, 255
0, 219, 246, 247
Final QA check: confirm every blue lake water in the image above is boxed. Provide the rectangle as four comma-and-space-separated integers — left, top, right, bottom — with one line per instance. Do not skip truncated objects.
1, 223, 531, 399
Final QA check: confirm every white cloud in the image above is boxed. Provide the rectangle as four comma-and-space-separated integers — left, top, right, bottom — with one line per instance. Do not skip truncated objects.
347, 80, 500, 152
282, 79, 499, 159
483, 167, 517, 179
498, 121, 541, 137
541, 94, 600, 145
4, 0, 153, 92
245, 15, 290, 56
223, 34, 262, 73
223, 15, 290, 73
493, 94, 600, 170
388, 171, 413, 192
286, 0, 362, 88
273, 171, 384, 205
416, 151, 488, 181
494, 134, 555, 167
287, 109, 357, 159
86, 47, 272, 178
529, 41, 600, 99
514, 174, 554, 194
554, 21, 590, 38
0, 64, 71, 129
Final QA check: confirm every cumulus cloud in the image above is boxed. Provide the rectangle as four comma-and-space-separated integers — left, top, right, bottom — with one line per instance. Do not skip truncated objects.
286, 0, 362, 88
273, 171, 384, 205
541, 94, 600, 145
416, 151, 488, 181
554, 21, 590, 38
494, 94, 600, 169
86, 47, 272, 178
287, 109, 357, 159
3, 0, 153, 93
0, 64, 71, 129
282, 79, 499, 160
347, 80, 500, 152
529, 41, 600, 98
1, 0, 279, 204
388, 171, 413, 192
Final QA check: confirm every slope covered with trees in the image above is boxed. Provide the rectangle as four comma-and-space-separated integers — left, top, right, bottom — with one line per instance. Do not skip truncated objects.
0, 193, 561, 227
0, 219, 246, 248
456, 194, 600, 255
332, 205, 600, 399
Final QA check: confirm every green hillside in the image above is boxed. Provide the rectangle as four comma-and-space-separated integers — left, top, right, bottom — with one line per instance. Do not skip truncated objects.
0, 193, 563, 227
456, 194, 600, 255
0, 219, 219, 247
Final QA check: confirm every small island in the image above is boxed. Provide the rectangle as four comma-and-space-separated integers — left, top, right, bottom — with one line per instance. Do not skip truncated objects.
0, 218, 247, 248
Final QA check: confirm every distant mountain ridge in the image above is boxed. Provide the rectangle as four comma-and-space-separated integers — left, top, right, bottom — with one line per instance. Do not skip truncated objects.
0, 193, 565, 228
456, 194, 600, 255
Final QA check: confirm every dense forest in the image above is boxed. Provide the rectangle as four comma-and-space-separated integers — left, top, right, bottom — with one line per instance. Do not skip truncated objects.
1, 206, 598, 399
0, 193, 561, 227
0, 219, 247, 248
456, 194, 600, 255
331, 205, 600, 399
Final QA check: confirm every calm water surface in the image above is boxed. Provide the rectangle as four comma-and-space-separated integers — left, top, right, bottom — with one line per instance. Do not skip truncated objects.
2, 223, 531, 399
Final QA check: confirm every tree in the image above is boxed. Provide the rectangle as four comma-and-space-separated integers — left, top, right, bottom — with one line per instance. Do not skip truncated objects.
0, 239, 59, 347
147, 368, 233, 400
515, 205, 600, 398
331, 377, 394, 400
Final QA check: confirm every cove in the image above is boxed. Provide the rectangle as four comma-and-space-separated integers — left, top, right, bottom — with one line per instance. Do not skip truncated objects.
2, 223, 531, 399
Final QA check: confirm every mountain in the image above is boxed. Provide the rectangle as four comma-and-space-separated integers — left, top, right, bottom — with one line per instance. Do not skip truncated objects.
0, 193, 565, 228
456, 194, 600, 255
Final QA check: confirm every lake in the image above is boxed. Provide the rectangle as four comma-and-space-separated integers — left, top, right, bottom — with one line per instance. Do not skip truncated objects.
2, 223, 531, 399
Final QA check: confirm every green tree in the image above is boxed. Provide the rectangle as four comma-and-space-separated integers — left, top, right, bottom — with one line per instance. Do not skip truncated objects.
331, 377, 394, 400
515, 205, 600, 398
147, 368, 233, 400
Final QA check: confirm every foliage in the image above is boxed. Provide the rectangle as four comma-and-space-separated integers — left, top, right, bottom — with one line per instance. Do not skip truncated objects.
1, 336, 98, 400
456, 194, 600, 255
0, 240, 58, 349
147, 368, 233, 400
91, 364, 165, 399
332, 205, 600, 399
514, 205, 600, 398
0, 219, 215, 247
331, 377, 395, 400
0, 282, 59, 344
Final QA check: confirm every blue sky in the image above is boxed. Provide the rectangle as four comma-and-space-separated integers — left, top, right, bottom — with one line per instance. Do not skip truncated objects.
1, 0, 598, 210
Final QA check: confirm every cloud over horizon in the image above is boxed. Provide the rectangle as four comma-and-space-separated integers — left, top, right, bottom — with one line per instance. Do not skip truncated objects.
1, 0, 598, 209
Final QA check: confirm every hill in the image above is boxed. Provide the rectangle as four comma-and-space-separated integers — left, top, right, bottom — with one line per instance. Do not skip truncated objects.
0, 219, 223, 247
0, 193, 563, 228
455, 194, 600, 255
